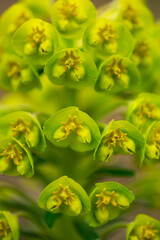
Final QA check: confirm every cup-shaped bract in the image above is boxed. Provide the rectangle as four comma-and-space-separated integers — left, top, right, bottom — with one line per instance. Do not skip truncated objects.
12, 19, 59, 66
86, 182, 134, 227
43, 106, 100, 152
103, 0, 154, 35
44, 48, 98, 89
51, 0, 97, 39
0, 111, 46, 152
83, 18, 134, 62
0, 3, 33, 50
0, 137, 34, 177
95, 54, 141, 93
20, 0, 53, 19
127, 214, 160, 240
127, 93, 160, 131
38, 176, 91, 216
0, 211, 19, 240
94, 120, 145, 164
0, 54, 41, 92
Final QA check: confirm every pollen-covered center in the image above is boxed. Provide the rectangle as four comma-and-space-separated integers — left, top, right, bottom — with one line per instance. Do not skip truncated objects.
0, 143, 23, 166
123, 5, 139, 24
134, 41, 150, 59
10, 117, 30, 139
139, 222, 159, 240
27, 26, 46, 48
103, 127, 128, 149
52, 184, 75, 207
7, 61, 21, 80
58, 0, 77, 20
136, 100, 156, 119
60, 115, 83, 138
97, 24, 118, 44
106, 58, 127, 79
96, 188, 120, 212
0, 220, 10, 237
59, 51, 81, 72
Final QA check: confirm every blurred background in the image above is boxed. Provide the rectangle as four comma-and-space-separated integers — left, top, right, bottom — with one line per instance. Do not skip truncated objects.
1, 0, 160, 19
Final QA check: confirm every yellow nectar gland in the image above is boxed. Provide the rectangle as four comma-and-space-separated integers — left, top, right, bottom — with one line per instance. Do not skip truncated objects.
104, 127, 128, 149
58, 0, 77, 20
96, 188, 120, 212
14, 12, 30, 32
139, 221, 159, 240
123, 5, 139, 24
136, 100, 156, 119
52, 184, 75, 207
0, 143, 23, 166
134, 41, 149, 59
106, 58, 127, 79
97, 24, 118, 44
10, 117, 30, 139
152, 126, 160, 150
60, 115, 83, 138
0, 220, 10, 237
27, 26, 46, 48
7, 61, 21, 80
59, 51, 81, 72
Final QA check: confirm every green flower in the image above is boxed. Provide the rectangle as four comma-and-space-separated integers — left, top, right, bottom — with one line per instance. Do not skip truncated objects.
43, 106, 100, 152
12, 19, 59, 66
44, 48, 98, 89
127, 93, 160, 131
86, 182, 134, 227
127, 214, 160, 240
83, 18, 134, 62
0, 111, 46, 151
0, 211, 19, 240
51, 0, 97, 39
95, 54, 141, 93
94, 120, 145, 164
0, 137, 34, 177
0, 53, 41, 92
38, 176, 91, 216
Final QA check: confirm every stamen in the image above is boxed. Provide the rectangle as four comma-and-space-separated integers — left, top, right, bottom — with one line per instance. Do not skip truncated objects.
10, 117, 30, 139
0, 220, 10, 237
0, 143, 23, 166
60, 115, 83, 138
26, 26, 46, 48
136, 100, 156, 119
123, 5, 139, 24
58, 0, 77, 19
139, 221, 159, 240
134, 41, 149, 59
52, 184, 75, 207
96, 188, 119, 212
7, 62, 21, 80
106, 58, 127, 79
97, 24, 118, 44
59, 51, 81, 72
14, 12, 30, 32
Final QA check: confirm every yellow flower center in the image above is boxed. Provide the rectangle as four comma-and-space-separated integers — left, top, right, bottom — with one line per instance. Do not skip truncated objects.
97, 24, 118, 44
59, 51, 81, 72
58, 0, 77, 20
134, 41, 149, 59
0, 220, 10, 237
52, 184, 75, 207
7, 62, 21, 80
96, 188, 120, 212
27, 26, 46, 48
106, 58, 127, 79
103, 127, 128, 149
139, 222, 159, 240
123, 5, 139, 24
10, 117, 30, 139
14, 12, 30, 32
136, 101, 156, 119
60, 115, 83, 138
0, 143, 23, 166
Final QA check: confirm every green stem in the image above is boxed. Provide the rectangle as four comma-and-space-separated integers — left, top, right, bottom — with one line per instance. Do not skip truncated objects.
101, 222, 128, 239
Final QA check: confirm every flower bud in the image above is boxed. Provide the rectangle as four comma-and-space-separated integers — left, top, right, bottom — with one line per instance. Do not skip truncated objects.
54, 127, 67, 142
122, 137, 136, 154
76, 126, 91, 144
117, 195, 130, 207
24, 43, 37, 55
95, 207, 109, 224
98, 144, 113, 162
99, 75, 114, 91
145, 144, 159, 159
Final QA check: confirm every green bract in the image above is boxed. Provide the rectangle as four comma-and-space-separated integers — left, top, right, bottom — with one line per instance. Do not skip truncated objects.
20, 0, 53, 19
0, 111, 46, 151
86, 182, 134, 227
43, 106, 100, 152
0, 53, 41, 92
0, 137, 34, 177
95, 54, 141, 93
12, 19, 59, 66
51, 0, 97, 39
127, 214, 160, 240
44, 48, 98, 89
0, 211, 19, 240
103, 0, 154, 35
127, 93, 160, 131
38, 176, 91, 216
94, 120, 145, 164
83, 18, 134, 62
